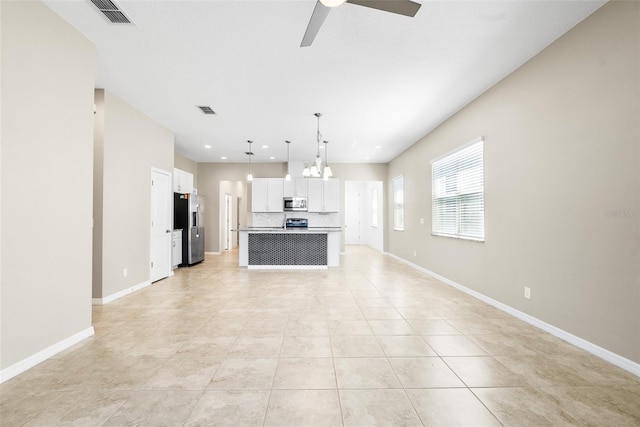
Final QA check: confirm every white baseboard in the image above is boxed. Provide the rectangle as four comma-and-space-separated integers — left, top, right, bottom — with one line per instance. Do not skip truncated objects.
247, 265, 329, 270
385, 252, 640, 377
92, 280, 151, 305
205, 251, 221, 255
0, 327, 94, 384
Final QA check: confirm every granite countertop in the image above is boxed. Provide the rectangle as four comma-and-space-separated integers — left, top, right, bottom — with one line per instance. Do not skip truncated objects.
238, 227, 342, 233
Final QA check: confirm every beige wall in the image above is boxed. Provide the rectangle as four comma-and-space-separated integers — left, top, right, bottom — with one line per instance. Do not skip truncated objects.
174, 152, 198, 189
387, 1, 640, 363
1, 1, 95, 369
97, 90, 174, 298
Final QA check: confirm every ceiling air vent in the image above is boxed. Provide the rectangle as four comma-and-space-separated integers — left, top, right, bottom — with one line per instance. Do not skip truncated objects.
90, 0, 132, 24
197, 106, 216, 115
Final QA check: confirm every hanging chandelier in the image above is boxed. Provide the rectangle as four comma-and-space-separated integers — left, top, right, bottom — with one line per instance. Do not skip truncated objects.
246, 140, 253, 181
303, 113, 333, 179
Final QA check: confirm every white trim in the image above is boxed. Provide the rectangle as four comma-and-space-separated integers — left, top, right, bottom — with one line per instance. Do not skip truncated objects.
247, 265, 328, 270
0, 327, 94, 384
92, 280, 151, 305
205, 251, 221, 255
384, 252, 640, 378
431, 233, 485, 243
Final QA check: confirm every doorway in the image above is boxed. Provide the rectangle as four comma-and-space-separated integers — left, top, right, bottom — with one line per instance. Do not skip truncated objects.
344, 180, 384, 252
219, 181, 246, 253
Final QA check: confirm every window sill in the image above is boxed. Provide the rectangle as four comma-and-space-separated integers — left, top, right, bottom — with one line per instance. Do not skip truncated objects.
394, 228, 405, 232
431, 233, 484, 243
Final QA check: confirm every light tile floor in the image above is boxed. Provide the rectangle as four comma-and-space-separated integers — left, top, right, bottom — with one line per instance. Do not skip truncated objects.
1, 246, 639, 426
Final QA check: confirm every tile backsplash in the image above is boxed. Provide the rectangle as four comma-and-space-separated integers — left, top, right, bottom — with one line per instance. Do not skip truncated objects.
252, 212, 340, 228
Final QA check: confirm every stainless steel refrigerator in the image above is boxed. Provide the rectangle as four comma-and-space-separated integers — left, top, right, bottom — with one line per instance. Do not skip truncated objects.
174, 193, 205, 266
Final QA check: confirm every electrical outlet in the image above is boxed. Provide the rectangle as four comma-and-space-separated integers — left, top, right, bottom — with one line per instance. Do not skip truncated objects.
524, 286, 531, 299
420, 218, 424, 225
123, 268, 128, 278
413, 250, 417, 257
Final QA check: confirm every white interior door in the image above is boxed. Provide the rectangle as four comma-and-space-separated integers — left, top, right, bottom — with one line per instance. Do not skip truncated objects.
345, 189, 362, 244
150, 168, 172, 282
225, 194, 232, 250
236, 197, 242, 247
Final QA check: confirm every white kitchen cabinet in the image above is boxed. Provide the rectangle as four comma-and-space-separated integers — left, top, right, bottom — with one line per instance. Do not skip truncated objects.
252, 179, 269, 212
173, 168, 194, 194
308, 178, 340, 212
307, 179, 323, 212
252, 178, 284, 212
172, 229, 182, 269
283, 178, 308, 198
323, 178, 340, 212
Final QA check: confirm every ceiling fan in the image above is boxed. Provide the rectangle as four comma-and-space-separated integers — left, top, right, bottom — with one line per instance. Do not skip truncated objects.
301, 0, 422, 47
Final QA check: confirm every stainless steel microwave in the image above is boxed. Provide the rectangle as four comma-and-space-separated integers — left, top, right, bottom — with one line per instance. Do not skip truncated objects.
283, 197, 307, 212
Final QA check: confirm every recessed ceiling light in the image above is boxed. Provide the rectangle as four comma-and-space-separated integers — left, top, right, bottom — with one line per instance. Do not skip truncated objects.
204, 145, 212, 148
221, 156, 227, 160
262, 145, 269, 149
375, 145, 382, 149
365, 156, 371, 160
269, 156, 276, 160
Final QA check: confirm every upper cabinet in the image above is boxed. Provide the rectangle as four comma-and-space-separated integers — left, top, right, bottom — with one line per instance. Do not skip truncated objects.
308, 178, 340, 212
173, 168, 194, 194
283, 178, 308, 198
323, 178, 340, 212
252, 178, 284, 212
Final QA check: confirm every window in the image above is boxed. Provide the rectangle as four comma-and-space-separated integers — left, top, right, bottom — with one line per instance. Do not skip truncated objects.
393, 175, 404, 231
432, 138, 484, 241
371, 187, 378, 227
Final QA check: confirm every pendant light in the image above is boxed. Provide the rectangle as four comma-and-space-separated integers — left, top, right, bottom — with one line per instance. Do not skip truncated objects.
246, 140, 253, 181
323, 140, 332, 180
303, 113, 325, 178
285, 140, 291, 181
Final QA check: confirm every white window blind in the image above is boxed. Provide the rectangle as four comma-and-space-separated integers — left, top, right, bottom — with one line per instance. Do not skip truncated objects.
432, 138, 484, 241
393, 175, 404, 231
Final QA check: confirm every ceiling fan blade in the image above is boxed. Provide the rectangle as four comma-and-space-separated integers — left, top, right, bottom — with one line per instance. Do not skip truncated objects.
346, 0, 421, 17
301, 1, 331, 47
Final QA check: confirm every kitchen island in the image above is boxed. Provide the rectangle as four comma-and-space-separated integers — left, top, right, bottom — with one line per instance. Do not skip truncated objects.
239, 227, 341, 268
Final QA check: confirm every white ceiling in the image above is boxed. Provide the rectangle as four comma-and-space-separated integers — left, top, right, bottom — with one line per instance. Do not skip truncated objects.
43, 0, 604, 164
